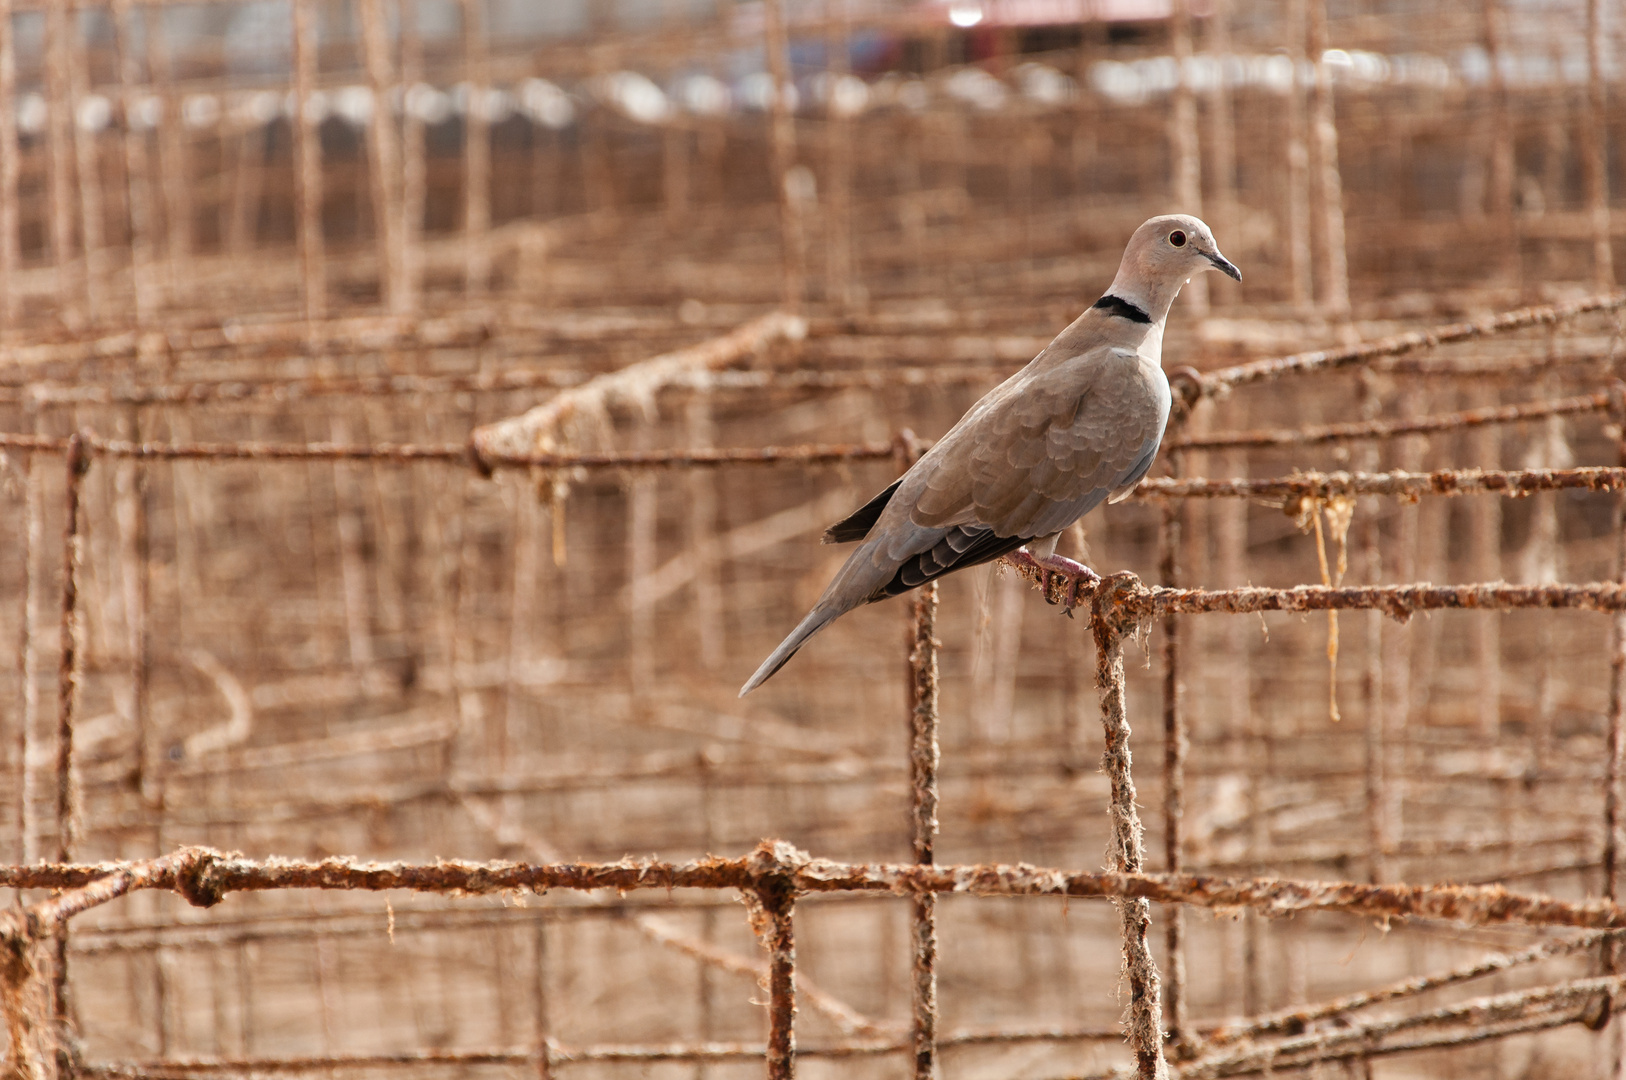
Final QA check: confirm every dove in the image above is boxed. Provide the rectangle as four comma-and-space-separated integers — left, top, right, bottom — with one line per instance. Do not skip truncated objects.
740, 214, 1240, 696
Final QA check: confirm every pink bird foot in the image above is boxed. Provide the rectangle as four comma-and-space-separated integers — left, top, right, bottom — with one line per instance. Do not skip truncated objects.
1003, 550, 1102, 612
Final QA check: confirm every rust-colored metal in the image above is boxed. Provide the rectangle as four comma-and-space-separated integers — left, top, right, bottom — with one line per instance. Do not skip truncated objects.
752, 846, 799, 1080
51, 431, 90, 1074
1202, 926, 1626, 1049
358, 0, 407, 314
54, 434, 89, 865
1158, 475, 1189, 1053
11, 842, 1626, 931
1169, 393, 1609, 450
1199, 295, 1625, 394
1304, 0, 1349, 317
1605, 388, 1626, 986
1005, 570, 1626, 622
461, 0, 492, 295
907, 580, 940, 1080
291, 0, 325, 321
0, 0, 16, 332
1582, 0, 1613, 290
1135, 465, 1626, 500
763, 0, 805, 311
1092, 574, 1168, 1079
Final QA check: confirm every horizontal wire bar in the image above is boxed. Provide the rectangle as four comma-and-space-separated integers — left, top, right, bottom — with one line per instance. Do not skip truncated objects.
7, 841, 1626, 933
1168, 392, 1609, 450
1132, 465, 1626, 501
1198, 293, 1626, 394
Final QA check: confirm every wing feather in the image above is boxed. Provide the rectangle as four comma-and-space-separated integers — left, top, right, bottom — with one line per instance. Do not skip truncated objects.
909, 341, 1169, 539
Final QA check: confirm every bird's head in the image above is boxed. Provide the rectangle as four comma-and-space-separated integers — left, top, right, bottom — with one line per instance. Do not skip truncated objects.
1107, 214, 1241, 321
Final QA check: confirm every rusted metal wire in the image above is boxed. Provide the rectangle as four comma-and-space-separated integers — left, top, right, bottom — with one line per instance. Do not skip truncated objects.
1198, 294, 1625, 395
1092, 574, 1167, 1079
1134, 465, 1626, 501
1004, 567, 1626, 622
71, 1028, 1123, 1076
1178, 972, 1626, 1079
763, 0, 804, 311
1168, 392, 1609, 450
1604, 390, 1626, 984
51, 432, 90, 1070
908, 581, 940, 1080
0, 0, 17, 332
15, 842, 1626, 932
0, 432, 898, 472
291, 0, 324, 320
1200, 926, 1626, 1050
1157, 481, 1189, 1054
751, 843, 799, 1080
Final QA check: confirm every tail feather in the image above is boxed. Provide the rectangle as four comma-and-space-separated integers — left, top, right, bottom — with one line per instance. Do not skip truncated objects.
739, 604, 843, 696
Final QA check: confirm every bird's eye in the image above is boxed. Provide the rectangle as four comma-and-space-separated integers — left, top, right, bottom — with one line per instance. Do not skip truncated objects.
1168, 230, 1187, 247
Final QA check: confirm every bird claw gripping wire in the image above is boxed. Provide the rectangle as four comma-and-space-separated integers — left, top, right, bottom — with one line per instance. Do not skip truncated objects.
1004, 550, 1102, 613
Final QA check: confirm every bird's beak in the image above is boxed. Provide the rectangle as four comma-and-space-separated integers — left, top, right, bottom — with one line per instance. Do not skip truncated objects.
1205, 250, 1243, 282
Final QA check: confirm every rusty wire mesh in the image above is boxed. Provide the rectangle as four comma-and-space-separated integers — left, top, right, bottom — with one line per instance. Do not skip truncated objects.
4, 1, 1626, 1078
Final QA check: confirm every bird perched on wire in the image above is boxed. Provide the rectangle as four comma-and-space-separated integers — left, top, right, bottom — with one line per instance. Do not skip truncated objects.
740, 214, 1240, 696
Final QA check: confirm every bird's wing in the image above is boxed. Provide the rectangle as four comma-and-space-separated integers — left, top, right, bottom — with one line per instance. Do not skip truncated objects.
910, 340, 1169, 540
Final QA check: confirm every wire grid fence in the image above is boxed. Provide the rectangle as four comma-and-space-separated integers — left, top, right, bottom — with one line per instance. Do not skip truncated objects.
3, 294, 1626, 1080
3, 0, 1626, 1077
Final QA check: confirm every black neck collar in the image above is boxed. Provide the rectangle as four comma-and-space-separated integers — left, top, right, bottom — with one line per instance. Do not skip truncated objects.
1091, 293, 1151, 324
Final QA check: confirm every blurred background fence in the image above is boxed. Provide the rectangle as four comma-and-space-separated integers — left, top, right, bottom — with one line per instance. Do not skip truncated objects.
4, 0, 1626, 1077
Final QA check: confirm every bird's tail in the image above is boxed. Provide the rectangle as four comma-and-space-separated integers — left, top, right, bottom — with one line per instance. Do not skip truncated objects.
739, 602, 844, 696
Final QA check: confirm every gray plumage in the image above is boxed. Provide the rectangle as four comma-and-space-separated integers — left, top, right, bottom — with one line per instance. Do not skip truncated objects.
740, 214, 1240, 695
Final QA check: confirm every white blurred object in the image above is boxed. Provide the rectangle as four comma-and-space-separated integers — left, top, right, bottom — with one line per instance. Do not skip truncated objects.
233, 90, 283, 127
948, 2, 983, 26
520, 78, 576, 128
331, 86, 374, 126
737, 71, 798, 113
129, 94, 162, 131
1012, 62, 1075, 106
406, 83, 454, 125
943, 67, 1008, 110
76, 94, 112, 133
596, 71, 670, 124
783, 164, 817, 204
286, 89, 330, 124
822, 72, 870, 118
452, 83, 515, 123
182, 93, 221, 129
17, 93, 46, 135
675, 73, 731, 117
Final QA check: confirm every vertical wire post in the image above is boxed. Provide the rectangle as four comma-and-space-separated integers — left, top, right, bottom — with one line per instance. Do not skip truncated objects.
1304, 0, 1350, 317
823, 0, 855, 310
461, 0, 491, 295
1583, 0, 1614, 291
16, 447, 41, 866
758, 878, 797, 1080
908, 579, 940, 1080
53, 433, 91, 1070
762, 0, 805, 312
1092, 574, 1167, 1080
1282, 0, 1312, 310
1158, 473, 1188, 1052
292, 0, 326, 322
1603, 385, 1626, 952
43, 0, 77, 316
1357, 374, 1390, 884
358, 0, 408, 314
533, 920, 553, 1080
1168, 0, 1205, 314
111, 0, 156, 324
400, 0, 426, 306
0, 0, 18, 333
